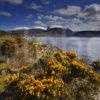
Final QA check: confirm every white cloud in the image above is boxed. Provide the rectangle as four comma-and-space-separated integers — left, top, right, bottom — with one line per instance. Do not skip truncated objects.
26, 14, 33, 19
44, 15, 65, 21
32, 26, 47, 30
29, 3, 42, 10
51, 4, 100, 31
37, 4, 100, 31
78, 4, 100, 21
11, 3, 100, 31
14, 27, 29, 30
41, 0, 50, 5
74, 21, 100, 31
37, 14, 44, 20
33, 20, 47, 30
52, 4, 100, 21
34, 21, 42, 24
84, 4, 100, 16
37, 14, 65, 21
0, 0, 23, 5
45, 17, 100, 31
53, 6, 81, 16
63, 18, 100, 31
49, 24, 63, 29
0, 11, 12, 16
75, 4, 100, 31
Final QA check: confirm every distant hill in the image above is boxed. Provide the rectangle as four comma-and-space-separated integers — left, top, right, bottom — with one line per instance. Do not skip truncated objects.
74, 30, 100, 37
47, 28, 73, 36
3, 28, 100, 37
0, 30, 5, 33
8, 28, 45, 34
0, 30, 9, 36
8, 27, 74, 37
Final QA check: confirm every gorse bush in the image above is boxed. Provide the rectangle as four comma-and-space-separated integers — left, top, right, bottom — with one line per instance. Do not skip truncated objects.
4, 51, 100, 100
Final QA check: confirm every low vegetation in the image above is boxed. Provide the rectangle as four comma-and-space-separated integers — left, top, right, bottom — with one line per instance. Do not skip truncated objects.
0, 34, 100, 100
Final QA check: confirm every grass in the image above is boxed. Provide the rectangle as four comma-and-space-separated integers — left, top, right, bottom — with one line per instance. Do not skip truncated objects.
0, 56, 6, 63
29, 41, 43, 45
0, 75, 6, 93
0, 64, 13, 71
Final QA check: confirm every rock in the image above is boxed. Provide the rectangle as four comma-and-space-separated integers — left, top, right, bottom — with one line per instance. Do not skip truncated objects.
1, 70, 7, 75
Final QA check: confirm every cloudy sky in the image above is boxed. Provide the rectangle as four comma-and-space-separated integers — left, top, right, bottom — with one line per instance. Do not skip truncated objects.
0, 0, 100, 31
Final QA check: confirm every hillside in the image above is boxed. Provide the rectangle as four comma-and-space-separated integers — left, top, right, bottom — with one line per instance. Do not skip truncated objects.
8, 28, 73, 37
74, 31, 100, 37
7, 28, 100, 37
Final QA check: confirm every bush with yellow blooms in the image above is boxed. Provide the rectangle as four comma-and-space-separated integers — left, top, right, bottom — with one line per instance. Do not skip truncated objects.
4, 51, 100, 100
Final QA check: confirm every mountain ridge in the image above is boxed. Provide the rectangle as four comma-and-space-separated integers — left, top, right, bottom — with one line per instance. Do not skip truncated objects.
1, 28, 100, 37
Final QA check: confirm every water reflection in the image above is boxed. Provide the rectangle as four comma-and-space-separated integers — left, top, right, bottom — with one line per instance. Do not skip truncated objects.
28, 37, 100, 60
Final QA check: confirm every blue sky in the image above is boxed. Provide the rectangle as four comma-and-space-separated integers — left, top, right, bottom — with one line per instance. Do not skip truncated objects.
0, 0, 100, 31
